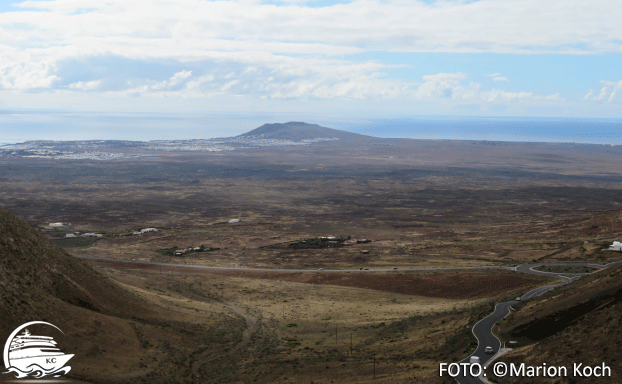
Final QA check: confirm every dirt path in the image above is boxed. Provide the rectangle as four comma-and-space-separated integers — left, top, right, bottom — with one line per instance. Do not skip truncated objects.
191, 299, 259, 384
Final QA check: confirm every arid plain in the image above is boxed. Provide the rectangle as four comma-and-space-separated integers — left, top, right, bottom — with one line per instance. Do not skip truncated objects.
1, 126, 622, 383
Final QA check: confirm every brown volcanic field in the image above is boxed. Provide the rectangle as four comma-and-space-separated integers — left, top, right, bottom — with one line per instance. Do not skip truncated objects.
2, 131, 622, 383
89, 258, 545, 299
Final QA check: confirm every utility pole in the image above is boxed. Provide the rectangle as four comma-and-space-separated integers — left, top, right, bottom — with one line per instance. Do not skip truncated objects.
373, 354, 376, 380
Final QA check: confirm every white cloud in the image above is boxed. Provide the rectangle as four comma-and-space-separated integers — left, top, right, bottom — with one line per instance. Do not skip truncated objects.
0, 0, 607, 110
0, 46, 60, 90
595, 86, 609, 101
483, 89, 533, 102
186, 74, 214, 90
485, 73, 508, 82
151, 70, 192, 90
411, 72, 561, 104
221, 80, 239, 92
601, 80, 622, 102
415, 73, 480, 100
584, 89, 594, 100
544, 93, 561, 101
585, 80, 622, 102
68, 79, 101, 90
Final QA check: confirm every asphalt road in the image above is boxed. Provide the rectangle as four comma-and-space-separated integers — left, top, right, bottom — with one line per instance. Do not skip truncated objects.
451, 261, 614, 384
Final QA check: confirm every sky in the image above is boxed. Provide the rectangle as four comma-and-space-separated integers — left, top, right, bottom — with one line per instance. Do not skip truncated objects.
0, 0, 621, 141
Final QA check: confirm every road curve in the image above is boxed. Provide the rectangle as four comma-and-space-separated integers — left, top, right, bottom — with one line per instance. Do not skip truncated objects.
452, 261, 616, 384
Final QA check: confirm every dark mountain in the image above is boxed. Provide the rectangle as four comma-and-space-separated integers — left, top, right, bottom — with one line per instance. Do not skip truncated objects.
237, 121, 373, 141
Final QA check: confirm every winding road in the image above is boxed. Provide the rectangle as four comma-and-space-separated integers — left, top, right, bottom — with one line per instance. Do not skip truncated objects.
451, 262, 615, 384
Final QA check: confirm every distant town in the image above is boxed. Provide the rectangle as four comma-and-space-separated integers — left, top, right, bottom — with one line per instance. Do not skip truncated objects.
0, 135, 340, 161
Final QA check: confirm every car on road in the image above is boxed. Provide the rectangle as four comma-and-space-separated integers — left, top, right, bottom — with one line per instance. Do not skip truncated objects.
392, 267, 398, 270
485, 346, 494, 354
515, 296, 522, 301
318, 268, 324, 271
363, 268, 370, 271
470, 356, 480, 364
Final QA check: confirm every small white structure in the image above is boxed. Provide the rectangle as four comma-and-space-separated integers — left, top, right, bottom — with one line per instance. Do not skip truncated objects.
133, 228, 159, 235
49, 222, 64, 228
608, 241, 622, 251
82, 233, 101, 238
65, 233, 76, 238
228, 219, 240, 224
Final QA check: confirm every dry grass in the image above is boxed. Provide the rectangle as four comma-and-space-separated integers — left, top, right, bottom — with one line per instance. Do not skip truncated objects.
95, 265, 494, 384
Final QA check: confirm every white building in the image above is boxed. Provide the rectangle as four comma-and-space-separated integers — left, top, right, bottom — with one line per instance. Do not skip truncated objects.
228, 219, 240, 223
49, 222, 64, 227
608, 241, 622, 251
134, 228, 159, 235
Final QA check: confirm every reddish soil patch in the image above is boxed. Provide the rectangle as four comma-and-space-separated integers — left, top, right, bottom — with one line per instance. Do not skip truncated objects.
89, 259, 545, 299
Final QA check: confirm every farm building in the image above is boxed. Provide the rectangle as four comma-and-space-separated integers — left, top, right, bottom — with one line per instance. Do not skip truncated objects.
134, 228, 159, 235
608, 241, 622, 251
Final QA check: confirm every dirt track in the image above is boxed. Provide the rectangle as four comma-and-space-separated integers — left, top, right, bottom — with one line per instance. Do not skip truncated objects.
88, 259, 544, 299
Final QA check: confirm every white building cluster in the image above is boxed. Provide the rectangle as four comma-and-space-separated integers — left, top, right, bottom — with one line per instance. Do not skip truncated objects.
133, 228, 159, 235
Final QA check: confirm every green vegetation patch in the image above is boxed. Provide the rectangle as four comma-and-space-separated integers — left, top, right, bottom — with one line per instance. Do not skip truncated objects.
157, 245, 220, 256
282, 336, 301, 347
52, 237, 99, 248
288, 236, 350, 249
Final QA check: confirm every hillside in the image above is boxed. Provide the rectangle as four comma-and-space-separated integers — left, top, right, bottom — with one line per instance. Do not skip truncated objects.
0, 206, 145, 332
0, 207, 239, 383
493, 262, 622, 383
237, 121, 373, 141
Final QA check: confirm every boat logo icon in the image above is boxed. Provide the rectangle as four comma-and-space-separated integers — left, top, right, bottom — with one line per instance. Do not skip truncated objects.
3, 321, 74, 379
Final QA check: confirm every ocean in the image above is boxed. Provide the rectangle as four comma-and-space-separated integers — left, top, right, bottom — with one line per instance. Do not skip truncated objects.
0, 111, 620, 145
